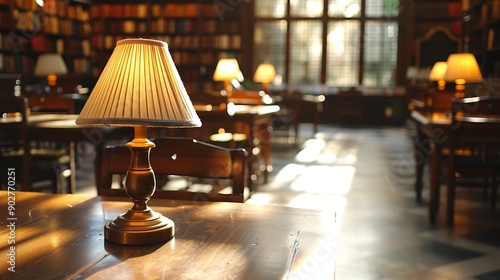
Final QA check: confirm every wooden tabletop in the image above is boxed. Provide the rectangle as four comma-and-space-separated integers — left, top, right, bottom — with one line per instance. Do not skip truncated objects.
0, 191, 337, 279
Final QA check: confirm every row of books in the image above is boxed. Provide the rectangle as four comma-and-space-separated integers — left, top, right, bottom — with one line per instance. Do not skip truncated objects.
91, 34, 241, 51
0, 53, 34, 73
0, 33, 31, 53
42, 16, 91, 37
30, 36, 91, 56
13, 0, 37, 10
42, 0, 90, 21
90, 4, 148, 18
91, 18, 240, 35
90, 3, 221, 19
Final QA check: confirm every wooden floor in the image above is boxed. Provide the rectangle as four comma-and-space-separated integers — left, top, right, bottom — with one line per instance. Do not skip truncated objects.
75, 123, 500, 279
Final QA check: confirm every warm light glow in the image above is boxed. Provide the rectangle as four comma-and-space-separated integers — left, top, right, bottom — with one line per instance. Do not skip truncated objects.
444, 53, 482, 93
76, 38, 201, 245
76, 38, 201, 127
428, 61, 447, 81
213, 58, 241, 82
428, 61, 448, 90
34, 53, 68, 87
253, 64, 276, 84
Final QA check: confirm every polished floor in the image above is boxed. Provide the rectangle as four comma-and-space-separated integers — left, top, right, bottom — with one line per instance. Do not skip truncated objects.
75, 123, 500, 280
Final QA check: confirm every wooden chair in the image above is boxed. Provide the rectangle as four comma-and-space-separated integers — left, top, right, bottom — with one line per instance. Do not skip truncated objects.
271, 90, 301, 144
97, 137, 249, 203
444, 96, 500, 225
0, 96, 70, 192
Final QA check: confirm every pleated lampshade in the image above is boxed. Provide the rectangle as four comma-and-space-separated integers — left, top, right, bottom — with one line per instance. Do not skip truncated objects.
76, 38, 201, 128
443, 53, 482, 84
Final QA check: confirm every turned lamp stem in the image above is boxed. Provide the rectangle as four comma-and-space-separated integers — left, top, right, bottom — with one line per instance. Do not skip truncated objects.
104, 126, 175, 245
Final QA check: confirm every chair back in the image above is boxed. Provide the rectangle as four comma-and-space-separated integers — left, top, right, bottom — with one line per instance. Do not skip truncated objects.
450, 96, 500, 166
0, 97, 30, 188
98, 137, 248, 202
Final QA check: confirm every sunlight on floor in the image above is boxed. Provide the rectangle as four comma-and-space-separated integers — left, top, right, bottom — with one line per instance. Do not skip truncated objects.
291, 165, 355, 195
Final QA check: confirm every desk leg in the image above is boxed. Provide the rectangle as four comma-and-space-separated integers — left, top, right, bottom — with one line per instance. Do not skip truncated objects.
69, 141, 76, 194
429, 142, 441, 225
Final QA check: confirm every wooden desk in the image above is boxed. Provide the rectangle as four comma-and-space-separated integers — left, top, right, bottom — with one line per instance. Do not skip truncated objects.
0, 191, 337, 279
410, 110, 452, 223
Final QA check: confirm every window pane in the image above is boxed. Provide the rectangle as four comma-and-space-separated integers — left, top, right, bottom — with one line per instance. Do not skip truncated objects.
365, 0, 399, 17
289, 21, 323, 85
254, 21, 287, 83
363, 21, 398, 87
326, 20, 360, 86
290, 0, 323, 17
255, 0, 286, 18
328, 0, 361, 18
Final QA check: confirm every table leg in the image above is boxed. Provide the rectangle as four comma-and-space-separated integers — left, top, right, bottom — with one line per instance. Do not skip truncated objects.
429, 142, 441, 224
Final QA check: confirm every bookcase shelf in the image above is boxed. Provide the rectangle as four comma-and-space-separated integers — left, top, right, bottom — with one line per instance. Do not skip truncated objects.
90, 0, 249, 92
0, 0, 92, 84
467, 0, 500, 77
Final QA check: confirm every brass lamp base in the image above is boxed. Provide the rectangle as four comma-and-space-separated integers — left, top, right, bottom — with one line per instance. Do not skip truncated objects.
105, 207, 174, 245
105, 126, 175, 245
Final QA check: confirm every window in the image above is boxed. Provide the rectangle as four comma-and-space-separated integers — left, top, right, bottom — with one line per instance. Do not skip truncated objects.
254, 0, 399, 87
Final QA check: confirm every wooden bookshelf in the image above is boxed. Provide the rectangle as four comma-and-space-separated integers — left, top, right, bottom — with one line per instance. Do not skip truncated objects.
90, 0, 249, 92
467, 0, 500, 77
0, 0, 91, 81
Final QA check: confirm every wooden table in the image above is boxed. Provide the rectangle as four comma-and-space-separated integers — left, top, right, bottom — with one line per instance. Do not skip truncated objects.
410, 110, 452, 223
0, 191, 337, 279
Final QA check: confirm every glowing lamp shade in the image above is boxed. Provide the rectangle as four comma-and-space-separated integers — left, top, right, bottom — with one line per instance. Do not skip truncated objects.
428, 61, 447, 90
76, 38, 201, 245
34, 53, 68, 87
253, 63, 276, 90
444, 53, 482, 96
213, 58, 241, 94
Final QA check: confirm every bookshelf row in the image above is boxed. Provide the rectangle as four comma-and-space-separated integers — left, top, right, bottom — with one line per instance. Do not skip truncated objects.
1, 0, 249, 91
467, 0, 500, 77
89, 3, 220, 19
91, 34, 241, 51
91, 18, 241, 35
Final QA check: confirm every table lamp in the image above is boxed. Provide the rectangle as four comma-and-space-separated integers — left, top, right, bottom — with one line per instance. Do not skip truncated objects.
34, 53, 68, 92
428, 61, 447, 91
253, 63, 276, 91
213, 58, 241, 96
443, 53, 482, 98
76, 38, 201, 245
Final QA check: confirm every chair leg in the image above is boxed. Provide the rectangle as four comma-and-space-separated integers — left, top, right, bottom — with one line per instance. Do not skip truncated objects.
491, 177, 497, 213
446, 179, 456, 226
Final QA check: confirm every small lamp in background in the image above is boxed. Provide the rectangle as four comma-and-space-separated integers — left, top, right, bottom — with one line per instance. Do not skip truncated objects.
76, 38, 201, 245
406, 66, 419, 85
428, 61, 447, 91
34, 53, 68, 92
444, 53, 482, 98
213, 58, 241, 96
253, 63, 276, 91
